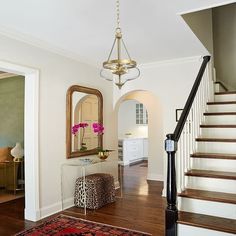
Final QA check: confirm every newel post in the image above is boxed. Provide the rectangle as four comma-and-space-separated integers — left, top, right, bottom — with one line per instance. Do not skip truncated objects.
165, 133, 178, 236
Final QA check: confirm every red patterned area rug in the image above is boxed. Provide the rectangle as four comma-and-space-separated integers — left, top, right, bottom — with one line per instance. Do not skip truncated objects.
15, 214, 152, 236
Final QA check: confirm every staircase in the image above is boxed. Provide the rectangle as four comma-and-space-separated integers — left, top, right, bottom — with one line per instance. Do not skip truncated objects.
177, 90, 236, 235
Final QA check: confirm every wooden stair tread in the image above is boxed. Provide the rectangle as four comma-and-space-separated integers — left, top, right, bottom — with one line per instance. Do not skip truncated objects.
178, 189, 236, 204
178, 211, 236, 234
207, 101, 236, 105
185, 169, 236, 180
200, 124, 236, 128
196, 137, 236, 142
215, 91, 236, 95
204, 112, 236, 116
191, 152, 236, 160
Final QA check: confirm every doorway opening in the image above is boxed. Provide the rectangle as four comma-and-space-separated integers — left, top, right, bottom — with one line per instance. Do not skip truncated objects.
118, 99, 148, 169
114, 89, 164, 199
0, 61, 39, 221
0, 72, 25, 204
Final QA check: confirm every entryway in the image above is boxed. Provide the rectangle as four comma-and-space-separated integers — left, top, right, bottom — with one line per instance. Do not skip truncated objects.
0, 72, 25, 205
0, 61, 39, 221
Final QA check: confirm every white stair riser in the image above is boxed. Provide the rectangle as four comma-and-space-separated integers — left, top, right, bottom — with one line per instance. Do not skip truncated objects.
186, 176, 236, 194
178, 197, 236, 219
178, 224, 235, 236
215, 94, 236, 102
205, 115, 236, 124
197, 142, 236, 154
201, 128, 236, 138
191, 158, 236, 172
207, 104, 236, 112
214, 84, 226, 93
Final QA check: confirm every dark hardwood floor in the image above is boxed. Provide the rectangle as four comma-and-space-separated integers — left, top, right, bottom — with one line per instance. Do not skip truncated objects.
0, 163, 165, 235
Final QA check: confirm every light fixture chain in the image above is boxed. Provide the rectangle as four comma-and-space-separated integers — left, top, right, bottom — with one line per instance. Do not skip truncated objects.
116, 0, 120, 29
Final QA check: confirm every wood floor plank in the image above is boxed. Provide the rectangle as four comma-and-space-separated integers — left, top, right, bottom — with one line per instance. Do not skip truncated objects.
0, 163, 165, 236
178, 188, 236, 204
178, 211, 236, 234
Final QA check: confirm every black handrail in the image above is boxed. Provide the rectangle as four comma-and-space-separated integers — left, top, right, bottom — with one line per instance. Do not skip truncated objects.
174, 56, 211, 141
164, 56, 211, 236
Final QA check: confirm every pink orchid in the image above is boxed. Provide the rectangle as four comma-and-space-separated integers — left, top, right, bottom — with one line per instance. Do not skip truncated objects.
92, 123, 104, 135
72, 122, 89, 151
72, 122, 89, 135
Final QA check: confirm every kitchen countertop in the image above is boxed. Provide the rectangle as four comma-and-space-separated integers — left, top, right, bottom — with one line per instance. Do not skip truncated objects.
119, 137, 148, 141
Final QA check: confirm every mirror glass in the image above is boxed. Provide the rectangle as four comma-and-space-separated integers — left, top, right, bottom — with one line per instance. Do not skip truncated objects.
66, 85, 103, 158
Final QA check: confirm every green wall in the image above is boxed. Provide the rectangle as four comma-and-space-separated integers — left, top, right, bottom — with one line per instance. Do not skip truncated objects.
0, 76, 25, 147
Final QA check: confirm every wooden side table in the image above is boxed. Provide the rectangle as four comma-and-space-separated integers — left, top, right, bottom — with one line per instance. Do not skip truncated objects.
5, 160, 24, 194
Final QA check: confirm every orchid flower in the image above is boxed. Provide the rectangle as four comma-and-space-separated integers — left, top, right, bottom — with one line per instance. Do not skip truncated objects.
71, 122, 89, 151
92, 123, 104, 135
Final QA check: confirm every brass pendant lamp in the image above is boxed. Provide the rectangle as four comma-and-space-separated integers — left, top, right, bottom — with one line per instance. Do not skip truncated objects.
100, 0, 140, 89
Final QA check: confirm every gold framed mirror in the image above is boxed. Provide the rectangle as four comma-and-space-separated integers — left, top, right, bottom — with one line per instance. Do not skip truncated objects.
66, 85, 103, 158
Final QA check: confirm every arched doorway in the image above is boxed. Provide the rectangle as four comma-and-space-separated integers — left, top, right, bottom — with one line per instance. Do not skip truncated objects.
114, 90, 164, 186
118, 99, 148, 166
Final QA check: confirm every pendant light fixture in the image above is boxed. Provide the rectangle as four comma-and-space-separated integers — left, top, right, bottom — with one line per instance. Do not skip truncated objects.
100, 0, 140, 89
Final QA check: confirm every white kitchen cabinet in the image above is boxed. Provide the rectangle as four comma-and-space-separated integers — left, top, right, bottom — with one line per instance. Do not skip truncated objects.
136, 103, 148, 124
118, 138, 148, 165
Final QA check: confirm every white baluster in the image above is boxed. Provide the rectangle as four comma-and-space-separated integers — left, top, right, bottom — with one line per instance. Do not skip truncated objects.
175, 58, 213, 196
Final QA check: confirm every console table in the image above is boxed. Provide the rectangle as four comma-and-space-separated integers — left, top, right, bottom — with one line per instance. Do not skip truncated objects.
61, 157, 118, 214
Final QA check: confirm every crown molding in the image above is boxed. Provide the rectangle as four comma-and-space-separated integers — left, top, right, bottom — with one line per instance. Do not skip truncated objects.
139, 55, 203, 69
0, 25, 96, 68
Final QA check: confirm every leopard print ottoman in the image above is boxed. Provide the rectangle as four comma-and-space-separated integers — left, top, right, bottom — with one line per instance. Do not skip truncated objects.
74, 173, 116, 209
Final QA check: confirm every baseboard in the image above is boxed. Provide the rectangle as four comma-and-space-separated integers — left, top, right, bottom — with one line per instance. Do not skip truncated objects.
40, 197, 74, 219
147, 173, 164, 181
40, 201, 62, 219
119, 158, 147, 166
24, 208, 41, 222
118, 160, 129, 166
162, 187, 166, 197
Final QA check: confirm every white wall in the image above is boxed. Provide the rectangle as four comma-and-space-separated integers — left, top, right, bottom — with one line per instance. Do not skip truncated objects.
213, 3, 236, 89
0, 33, 117, 219
113, 56, 205, 188
118, 100, 148, 139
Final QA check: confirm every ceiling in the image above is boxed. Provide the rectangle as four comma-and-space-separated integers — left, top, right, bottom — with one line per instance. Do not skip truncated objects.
0, 0, 234, 67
